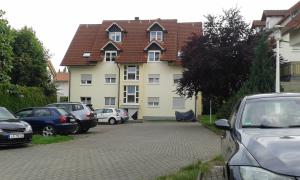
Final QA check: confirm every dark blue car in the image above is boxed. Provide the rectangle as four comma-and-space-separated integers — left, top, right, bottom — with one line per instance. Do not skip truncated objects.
15, 107, 77, 136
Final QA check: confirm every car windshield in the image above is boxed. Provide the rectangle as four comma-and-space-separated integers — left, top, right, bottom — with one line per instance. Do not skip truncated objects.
242, 97, 300, 128
0, 107, 17, 120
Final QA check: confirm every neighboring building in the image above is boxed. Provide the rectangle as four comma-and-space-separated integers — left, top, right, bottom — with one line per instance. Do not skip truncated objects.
47, 60, 56, 82
252, 2, 300, 92
61, 17, 202, 120
54, 71, 69, 102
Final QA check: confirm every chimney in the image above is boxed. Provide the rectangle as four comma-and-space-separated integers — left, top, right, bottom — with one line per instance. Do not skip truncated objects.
135, 17, 139, 21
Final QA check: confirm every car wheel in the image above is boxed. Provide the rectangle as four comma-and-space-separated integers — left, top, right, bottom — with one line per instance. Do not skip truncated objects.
42, 125, 55, 136
81, 128, 90, 133
73, 123, 82, 134
108, 118, 116, 125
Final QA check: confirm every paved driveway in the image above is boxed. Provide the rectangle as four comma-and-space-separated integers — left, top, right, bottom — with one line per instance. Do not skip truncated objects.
0, 122, 220, 180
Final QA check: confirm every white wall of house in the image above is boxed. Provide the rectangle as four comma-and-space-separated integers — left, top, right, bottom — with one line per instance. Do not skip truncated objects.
69, 62, 119, 108
56, 81, 69, 98
266, 17, 283, 29
280, 32, 300, 62
69, 61, 201, 120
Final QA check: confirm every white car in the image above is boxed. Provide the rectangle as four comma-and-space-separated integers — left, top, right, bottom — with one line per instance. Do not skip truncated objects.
95, 108, 121, 125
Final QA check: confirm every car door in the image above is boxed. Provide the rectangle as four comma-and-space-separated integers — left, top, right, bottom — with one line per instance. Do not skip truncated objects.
103, 109, 113, 122
16, 108, 34, 127
31, 109, 53, 132
96, 109, 105, 122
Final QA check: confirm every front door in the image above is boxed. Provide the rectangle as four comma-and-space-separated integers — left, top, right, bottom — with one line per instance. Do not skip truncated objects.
127, 109, 138, 120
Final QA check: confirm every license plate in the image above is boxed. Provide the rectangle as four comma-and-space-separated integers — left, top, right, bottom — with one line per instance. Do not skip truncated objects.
70, 118, 75, 122
9, 134, 24, 139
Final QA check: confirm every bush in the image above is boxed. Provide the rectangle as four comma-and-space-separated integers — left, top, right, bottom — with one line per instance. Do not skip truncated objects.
59, 96, 68, 102
0, 83, 56, 112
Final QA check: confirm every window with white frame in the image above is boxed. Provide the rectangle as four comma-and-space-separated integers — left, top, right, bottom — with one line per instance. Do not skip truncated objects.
81, 97, 91, 104
123, 85, 139, 104
105, 97, 116, 106
148, 50, 161, 62
173, 74, 182, 84
105, 74, 116, 84
83, 52, 91, 58
109, 32, 122, 42
81, 74, 92, 85
150, 31, 163, 41
148, 97, 159, 107
172, 97, 185, 109
148, 74, 160, 84
124, 65, 139, 80
105, 51, 117, 62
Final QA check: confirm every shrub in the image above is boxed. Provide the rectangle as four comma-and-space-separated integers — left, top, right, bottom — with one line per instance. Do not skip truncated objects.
0, 83, 56, 112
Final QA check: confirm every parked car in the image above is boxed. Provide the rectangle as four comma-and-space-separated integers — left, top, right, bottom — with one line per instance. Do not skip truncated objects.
46, 102, 97, 133
215, 93, 300, 180
117, 109, 129, 123
15, 107, 77, 136
95, 108, 121, 125
0, 107, 32, 146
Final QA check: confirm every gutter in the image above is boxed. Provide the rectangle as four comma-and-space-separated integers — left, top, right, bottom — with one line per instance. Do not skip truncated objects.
67, 66, 71, 102
117, 63, 121, 108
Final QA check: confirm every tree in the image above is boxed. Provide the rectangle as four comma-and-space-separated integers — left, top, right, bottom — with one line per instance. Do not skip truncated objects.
177, 8, 256, 112
216, 32, 275, 118
0, 10, 13, 83
10, 27, 49, 87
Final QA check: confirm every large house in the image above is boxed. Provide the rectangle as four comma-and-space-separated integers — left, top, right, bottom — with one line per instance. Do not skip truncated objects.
252, 1, 300, 92
61, 17, 202, 120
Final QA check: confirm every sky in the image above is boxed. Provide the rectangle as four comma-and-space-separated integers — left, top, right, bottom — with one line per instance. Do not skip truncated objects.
1, 0, 299, 71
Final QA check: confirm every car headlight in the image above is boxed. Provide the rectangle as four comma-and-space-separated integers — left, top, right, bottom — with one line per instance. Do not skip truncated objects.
240, 166, 294, 180
25, 125, 32, 132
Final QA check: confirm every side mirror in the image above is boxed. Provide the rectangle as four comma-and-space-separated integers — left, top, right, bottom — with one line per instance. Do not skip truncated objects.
215, 119, 231, 131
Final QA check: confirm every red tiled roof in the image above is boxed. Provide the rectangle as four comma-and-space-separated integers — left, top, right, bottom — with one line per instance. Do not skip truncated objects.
261, 10, 288, 21
251, 20, 266, 28
278, 1, 300, 25
54, 72, 69, 82
61, 19, 202, 66
282, 13, 300, 34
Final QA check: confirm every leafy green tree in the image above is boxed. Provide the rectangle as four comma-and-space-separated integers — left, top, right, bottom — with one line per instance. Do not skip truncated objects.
11, 26, 49, 87
177, 8, 255, 113
216, 33, 275, 118
0, 10, 13, 83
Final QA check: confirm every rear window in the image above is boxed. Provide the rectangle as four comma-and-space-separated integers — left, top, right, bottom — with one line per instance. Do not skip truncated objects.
73, 104, 84, 111
56, 108, 69, 115
95, 109, 104, 113
34, 109, 51, 117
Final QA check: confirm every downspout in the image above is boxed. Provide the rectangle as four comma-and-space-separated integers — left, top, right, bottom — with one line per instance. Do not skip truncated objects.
194, 92, 198, 120
117, 63, 120, 108
68, 66, 71, 102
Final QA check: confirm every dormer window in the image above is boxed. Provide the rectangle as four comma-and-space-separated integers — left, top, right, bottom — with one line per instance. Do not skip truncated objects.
148, 50, 161, 62
150, 31, 163, 41
109, 32, 122, 42
106, 23, 124, 43
105, 51, 117, 62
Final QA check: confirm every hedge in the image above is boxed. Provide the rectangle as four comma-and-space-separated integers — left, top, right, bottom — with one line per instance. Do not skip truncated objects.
0, 83, 56, 112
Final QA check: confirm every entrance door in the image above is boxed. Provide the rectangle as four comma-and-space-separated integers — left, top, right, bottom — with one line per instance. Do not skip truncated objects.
127, 109, 138, 120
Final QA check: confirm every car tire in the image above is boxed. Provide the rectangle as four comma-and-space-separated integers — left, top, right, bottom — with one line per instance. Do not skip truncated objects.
73, 122, 82, 134
108, 118, 116, 125
81, 128, 90, 133
42, 125, 56, 136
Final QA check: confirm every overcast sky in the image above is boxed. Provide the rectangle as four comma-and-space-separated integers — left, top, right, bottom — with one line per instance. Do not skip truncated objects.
1, 0, 299, 71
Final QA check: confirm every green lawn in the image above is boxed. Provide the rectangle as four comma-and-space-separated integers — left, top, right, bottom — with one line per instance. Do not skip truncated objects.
156, 155, 224, 180
32, 135, 74, 145
199, 115, 222, 135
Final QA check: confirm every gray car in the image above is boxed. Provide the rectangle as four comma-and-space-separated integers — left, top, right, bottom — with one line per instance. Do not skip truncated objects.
47, 102, 97, 133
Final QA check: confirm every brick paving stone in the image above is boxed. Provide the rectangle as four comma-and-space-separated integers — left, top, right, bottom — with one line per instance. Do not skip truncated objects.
0, 122, 220, 180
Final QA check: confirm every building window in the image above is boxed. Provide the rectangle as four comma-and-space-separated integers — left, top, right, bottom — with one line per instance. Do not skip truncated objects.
148, 50, 160, 62
124, 65, 139, 80
105, 97, 116, 106
148, 97, 159, 107
109, 32, 122, 42
123, 85, 139, 104
150, 31, 163, 41
172, 97, 185, 109
81, 74, 92, 85
105, 51, 117, 62
83, 52, 91, 58
105, 74, 116, 84
173, 74, 182, 84
148, 74, 160, 84
81, 97, 91, 104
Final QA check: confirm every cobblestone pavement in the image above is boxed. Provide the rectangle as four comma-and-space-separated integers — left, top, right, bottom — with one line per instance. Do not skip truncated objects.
0, 122, 220, 180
